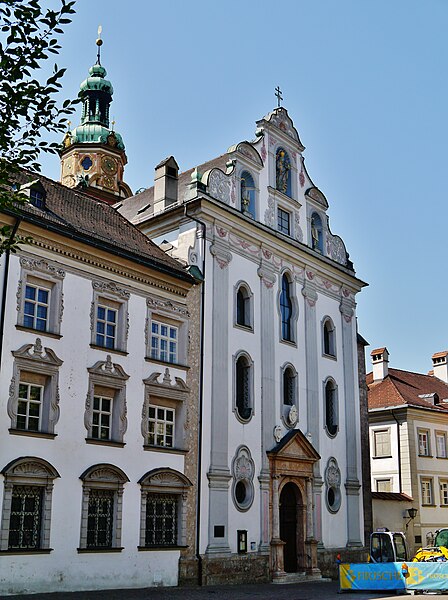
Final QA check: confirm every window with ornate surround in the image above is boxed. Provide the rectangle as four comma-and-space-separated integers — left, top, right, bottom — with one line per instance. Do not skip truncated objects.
78, 464, 129, 552
0, 457, 60, 553
231, 446, 255, 512
145, 297, 189, 367
8, 338, 62, 438
138, 468, 192, 550
90, 280, 129, 354
16, 257, 65, 337
142, 368, 189, 452
84, 356, 129, 447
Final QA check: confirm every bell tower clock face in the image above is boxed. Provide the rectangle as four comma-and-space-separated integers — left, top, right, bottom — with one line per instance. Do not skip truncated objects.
101, 155, 118, 175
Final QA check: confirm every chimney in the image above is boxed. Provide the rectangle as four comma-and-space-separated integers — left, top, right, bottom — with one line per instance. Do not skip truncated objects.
432, 351, 448, 383
371, 347, 389, 382
153, 156, 179, 213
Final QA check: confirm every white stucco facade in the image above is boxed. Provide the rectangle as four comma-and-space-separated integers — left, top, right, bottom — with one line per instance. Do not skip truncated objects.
122, 106, 367, 580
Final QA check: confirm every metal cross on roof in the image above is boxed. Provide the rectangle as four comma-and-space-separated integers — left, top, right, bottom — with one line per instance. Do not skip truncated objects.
275, 86, 283, 107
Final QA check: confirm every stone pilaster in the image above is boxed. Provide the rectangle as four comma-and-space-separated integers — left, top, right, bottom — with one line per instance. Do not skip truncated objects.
206, 241, 232, 555
301, 277, 322, 542
340, 296, 363, 547
257, 261, 277, 553
270, 475, 286, 578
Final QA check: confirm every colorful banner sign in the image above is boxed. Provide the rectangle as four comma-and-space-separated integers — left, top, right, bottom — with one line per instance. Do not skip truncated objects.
339, 563, 405, 591
405, 562, 448, 591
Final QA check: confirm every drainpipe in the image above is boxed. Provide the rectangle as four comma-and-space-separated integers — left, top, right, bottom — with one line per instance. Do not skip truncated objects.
390, 410, 402, 494
0, 218, 22, 375
184, 204, 206, 586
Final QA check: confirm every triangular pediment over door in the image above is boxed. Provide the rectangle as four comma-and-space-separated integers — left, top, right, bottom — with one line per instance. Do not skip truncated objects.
267, 428, 320, 477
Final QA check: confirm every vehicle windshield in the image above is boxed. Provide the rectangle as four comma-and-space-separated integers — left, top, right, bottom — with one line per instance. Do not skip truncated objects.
393, 534, 407, 560
435, 529, 448, 548
371, 533, 395, 562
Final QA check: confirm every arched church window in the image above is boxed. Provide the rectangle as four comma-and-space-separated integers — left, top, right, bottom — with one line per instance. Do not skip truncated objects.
276, 148, 291, 196
323, 318, 336, 357
240, 171, 256, 218
311, 212, 323, 253
280, 274, 293, 341
325, 379, 338, 437
235, 354, 252, 421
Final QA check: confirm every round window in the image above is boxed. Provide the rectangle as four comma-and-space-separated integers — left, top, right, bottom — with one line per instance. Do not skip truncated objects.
327, 485, 341, 513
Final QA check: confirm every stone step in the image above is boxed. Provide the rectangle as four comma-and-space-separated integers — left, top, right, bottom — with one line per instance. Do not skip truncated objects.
272, 572, 332, 585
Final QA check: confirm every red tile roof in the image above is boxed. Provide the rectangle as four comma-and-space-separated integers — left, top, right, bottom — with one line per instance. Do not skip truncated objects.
367, 368, 448, 412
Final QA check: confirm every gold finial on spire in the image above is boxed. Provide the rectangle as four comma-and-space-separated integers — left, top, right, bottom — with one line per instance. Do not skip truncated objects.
96, 25, 103, 64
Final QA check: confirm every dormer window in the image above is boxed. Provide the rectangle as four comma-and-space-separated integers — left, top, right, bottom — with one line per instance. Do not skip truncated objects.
20, 180, 46, 209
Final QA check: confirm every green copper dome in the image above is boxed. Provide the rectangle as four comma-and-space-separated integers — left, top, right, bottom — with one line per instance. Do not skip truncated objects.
69, 123, 125, 150
79, 64, 113, 95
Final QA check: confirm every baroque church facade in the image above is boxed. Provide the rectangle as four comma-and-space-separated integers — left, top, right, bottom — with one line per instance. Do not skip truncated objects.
118, 102, 368, 580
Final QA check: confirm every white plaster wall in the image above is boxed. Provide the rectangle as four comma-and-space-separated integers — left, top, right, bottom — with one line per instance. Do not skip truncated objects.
0, 252, 188, 594
369, 420, 400, 492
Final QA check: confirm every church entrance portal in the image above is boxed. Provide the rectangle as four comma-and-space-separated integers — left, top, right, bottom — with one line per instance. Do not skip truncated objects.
279, 482, 304, 573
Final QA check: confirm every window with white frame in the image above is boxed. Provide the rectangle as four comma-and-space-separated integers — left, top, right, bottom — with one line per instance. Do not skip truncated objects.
376, 479, 392, 492
418, 429, 431, 456
138, 468, 192, 549
78, 464, 129, 552
17, 257, 65, 336
85, 357, 129, 445
91, 281, 129, 353
436, 432, 447, 458
373, 429, 391, 458
421, 478, 433, 505
440, 480, 448, 506
0, 457, 60, 552
142, 369, 189, 451
150, 321, 178, 363
148, 405, 175, 448
8, 339, 62, 437
146, 297, 189, 367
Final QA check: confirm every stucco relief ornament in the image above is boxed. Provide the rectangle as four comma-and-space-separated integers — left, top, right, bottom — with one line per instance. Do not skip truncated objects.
264, 196, 275, 227
299, 165, 305, 187
325, 457, 341, 487
208, 169, 231, 205
273, 425, 282, 443
288, 404, 298, 426
294, 212, 303, 242
230, 175, 236, 205
235, 453, 254, 481
261, 138, 267, 163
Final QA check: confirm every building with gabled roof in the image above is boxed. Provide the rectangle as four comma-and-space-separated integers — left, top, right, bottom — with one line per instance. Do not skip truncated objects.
367, 347, 448, 554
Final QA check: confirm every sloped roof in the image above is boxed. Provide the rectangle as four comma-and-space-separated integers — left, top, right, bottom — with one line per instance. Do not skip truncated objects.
367, 368, 448, 413
372, 492, 413, 501
7, 170, 192, 281
116, 154, 229, 223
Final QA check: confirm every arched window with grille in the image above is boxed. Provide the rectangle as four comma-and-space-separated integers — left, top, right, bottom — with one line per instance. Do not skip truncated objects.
234, 353, 253, 421
325, 379, 338, 436
240, 171, 256, 218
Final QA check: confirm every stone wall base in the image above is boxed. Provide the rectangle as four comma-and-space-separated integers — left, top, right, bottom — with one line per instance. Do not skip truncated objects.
200, 553, 270, 585
178, 556, 199, 587
318, 546, 368, 579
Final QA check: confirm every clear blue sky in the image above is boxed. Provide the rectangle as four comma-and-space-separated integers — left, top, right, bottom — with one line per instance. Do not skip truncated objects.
39, 0, 448, 375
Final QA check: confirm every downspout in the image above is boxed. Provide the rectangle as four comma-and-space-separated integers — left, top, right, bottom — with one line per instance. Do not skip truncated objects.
184, 204, 206, 586
390, 410, 402, 494
0, 218, 22, 375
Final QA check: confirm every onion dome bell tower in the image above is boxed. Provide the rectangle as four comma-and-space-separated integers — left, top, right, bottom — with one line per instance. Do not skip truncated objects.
60, 28, 132, 204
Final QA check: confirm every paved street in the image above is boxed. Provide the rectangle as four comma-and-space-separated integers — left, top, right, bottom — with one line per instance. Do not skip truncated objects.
10, 580, 448, 600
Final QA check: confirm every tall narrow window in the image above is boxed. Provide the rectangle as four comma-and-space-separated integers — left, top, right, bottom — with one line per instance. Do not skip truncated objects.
418, 429, 430, 456
235, 355, 252, 421
277, 207, 290, 235
283, 367, 295, 406
92, 395, 113, 440
9, 486, 44, 549
87, 489, 114, 549
310, 212, 323, 253
323, 318, 336, 357
145, 494, 178, 547
280, 274, 293, 341
276, 147, 291, 196
325, 380, 338, 436
236, 284, 251, 328
96, 303, 117, 349
240, 171, 255, 218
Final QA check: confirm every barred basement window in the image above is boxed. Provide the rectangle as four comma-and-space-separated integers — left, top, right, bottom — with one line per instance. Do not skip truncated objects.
145, 494, 178, 547
8, 486, 44, 550
87, 489, 114, 549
